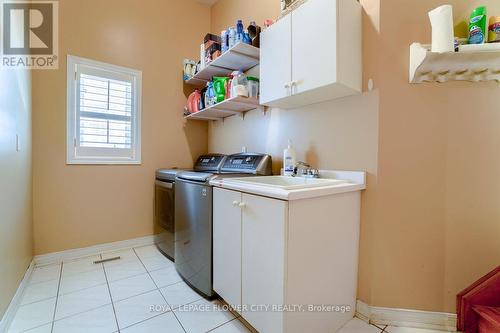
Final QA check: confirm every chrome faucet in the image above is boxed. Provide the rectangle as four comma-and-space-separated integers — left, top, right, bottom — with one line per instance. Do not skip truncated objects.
293, 161, 320, 178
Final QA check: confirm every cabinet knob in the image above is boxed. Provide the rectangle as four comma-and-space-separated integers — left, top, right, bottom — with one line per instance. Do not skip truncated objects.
232, 201, 240, 207
238, 202, 246, 208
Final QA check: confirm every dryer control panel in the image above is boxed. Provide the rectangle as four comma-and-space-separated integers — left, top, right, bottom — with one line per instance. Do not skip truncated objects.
220, 153, 272, 175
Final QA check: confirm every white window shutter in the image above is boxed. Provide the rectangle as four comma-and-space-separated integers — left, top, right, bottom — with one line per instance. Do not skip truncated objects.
67, 55, 142, 164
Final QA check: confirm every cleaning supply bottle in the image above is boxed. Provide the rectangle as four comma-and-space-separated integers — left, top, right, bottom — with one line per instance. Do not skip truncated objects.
243, 31, 252, 45
283, 139, 296, 176
228, 27, 236, 49
236, 20, 244, 44
205, 81, 216, 107
469, 6, 487, 44
213, 77, 229, 103
221, 30, 228, 53
488, 16, 500, 42
230, 70, 248, 97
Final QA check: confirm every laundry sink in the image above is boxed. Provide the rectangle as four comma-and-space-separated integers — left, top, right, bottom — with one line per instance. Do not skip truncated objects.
222, 176, 346, 190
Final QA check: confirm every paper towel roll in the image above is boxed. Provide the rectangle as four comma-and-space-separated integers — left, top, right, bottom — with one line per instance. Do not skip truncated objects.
428, 5, 454, 53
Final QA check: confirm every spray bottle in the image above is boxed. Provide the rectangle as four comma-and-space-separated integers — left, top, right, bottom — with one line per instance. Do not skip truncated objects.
283, 139, 296, 176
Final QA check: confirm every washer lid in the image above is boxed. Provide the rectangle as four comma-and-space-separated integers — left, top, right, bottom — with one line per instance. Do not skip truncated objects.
156, 169, 190, 181
177, 171, 214, 182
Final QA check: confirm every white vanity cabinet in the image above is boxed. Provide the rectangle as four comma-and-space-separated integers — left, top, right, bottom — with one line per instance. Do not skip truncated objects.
213, 189, 286, 333
260, 0, 362, 109
213, 186, 362, 333
213, 188, 243, 311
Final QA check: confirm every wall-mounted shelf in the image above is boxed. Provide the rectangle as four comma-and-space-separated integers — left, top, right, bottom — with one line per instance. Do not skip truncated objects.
185, 96, 260, 121
410, 43, 500, 84
183, 42, 260, 86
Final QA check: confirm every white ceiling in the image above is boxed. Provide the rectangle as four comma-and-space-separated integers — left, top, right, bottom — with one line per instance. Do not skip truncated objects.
196, 0, 219, 6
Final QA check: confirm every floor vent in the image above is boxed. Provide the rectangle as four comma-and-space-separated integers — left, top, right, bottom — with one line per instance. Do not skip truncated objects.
93, 256, 121, 264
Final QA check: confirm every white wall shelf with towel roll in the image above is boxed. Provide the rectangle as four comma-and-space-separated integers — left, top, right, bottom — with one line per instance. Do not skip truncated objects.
410, 43, 500, 84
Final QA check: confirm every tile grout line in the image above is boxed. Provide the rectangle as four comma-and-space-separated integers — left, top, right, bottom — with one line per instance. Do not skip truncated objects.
134, 247, 236, 333
101, 253, 122, 333
56, 281, 108, 298
49, 263, 63, 333
206, 317, 241, 332
18, 246, 236, 333
49, 302, 113, 324
132, 247, 188, 333
115, 294, 226, 332
19, 254, 187, 333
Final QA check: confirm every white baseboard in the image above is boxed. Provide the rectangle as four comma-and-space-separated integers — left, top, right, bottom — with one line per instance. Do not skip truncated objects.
33, 235, 157, 266
355, 300, 457, 332
0, 261, 35, 333
1, 236, 157, 332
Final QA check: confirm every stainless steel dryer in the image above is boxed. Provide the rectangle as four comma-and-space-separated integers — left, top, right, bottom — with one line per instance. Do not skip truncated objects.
175, 153, 272, 298
154, 169, 189, 261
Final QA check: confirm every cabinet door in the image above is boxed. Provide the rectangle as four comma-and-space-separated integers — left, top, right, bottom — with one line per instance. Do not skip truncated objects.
241, 194, 287, 333
260, 13, 292, 105
213, 188, 242, 311
291, 0, 337, 94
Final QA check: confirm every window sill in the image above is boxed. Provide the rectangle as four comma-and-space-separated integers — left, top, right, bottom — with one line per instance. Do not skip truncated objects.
66, 159, 142, 165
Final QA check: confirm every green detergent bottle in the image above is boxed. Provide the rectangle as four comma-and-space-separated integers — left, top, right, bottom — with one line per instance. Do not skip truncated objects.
469, 6, 487, 44
213, 77, 229, 103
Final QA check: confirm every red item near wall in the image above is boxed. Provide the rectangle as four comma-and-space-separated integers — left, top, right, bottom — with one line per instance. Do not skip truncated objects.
457, 266, 500, 333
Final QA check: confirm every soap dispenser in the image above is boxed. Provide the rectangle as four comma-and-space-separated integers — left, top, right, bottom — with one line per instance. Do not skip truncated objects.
283, 139, 296, 176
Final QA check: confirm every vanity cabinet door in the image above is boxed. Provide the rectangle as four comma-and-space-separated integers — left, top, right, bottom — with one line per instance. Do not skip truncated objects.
259, 13, 292, 106
213, 188, 243, 312
241, 193, 287, 333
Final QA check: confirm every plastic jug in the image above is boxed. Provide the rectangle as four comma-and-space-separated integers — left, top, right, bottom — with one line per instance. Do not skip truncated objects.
205, 82, 216, 107
187, 89, 201, 113
213, 77, 229, 103
230, 71, 248, 98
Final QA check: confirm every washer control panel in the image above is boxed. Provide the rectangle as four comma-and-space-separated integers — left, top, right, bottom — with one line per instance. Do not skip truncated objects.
193, 154, 227, 172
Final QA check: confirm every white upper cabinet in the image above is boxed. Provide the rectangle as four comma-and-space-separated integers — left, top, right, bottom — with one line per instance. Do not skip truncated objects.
292, 0, 337, 95
260, 0, 361, 109
259, 14, 292, 105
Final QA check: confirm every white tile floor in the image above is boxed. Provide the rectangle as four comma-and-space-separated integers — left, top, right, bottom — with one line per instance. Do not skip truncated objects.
7, 245, 449, 333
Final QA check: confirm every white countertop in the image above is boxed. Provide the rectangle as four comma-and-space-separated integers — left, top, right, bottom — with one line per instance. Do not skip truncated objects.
210, 170, 366, 201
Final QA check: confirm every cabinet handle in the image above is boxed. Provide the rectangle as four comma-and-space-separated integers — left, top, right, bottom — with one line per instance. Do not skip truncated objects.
284, 82, 291, 88
232, 201, 240, 207
238, 202, 246, 208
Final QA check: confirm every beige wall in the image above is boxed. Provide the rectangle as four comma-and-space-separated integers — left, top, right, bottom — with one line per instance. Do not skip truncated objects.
208, 0, 500, 313
376, 0, 500, 313
0, 66, 33, 317
27, 0, 500, 314
32, 0, 210, 255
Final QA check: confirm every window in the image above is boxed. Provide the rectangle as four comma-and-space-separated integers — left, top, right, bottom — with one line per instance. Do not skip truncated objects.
67, 55, 142, 164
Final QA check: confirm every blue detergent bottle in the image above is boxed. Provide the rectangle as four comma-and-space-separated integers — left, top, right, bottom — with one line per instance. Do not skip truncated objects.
205, 81, 216, 107
243, 32, 252, 45
236, 20, 244, 43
